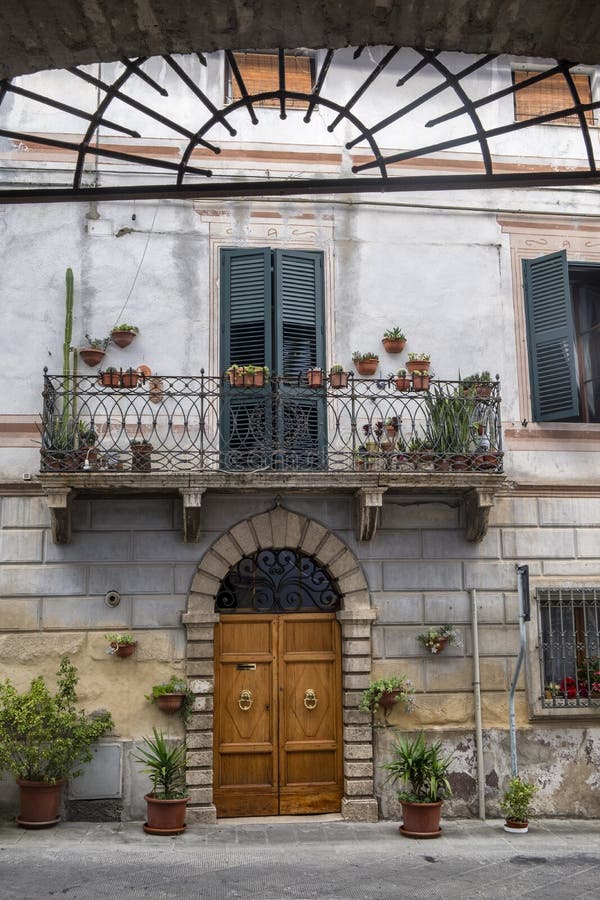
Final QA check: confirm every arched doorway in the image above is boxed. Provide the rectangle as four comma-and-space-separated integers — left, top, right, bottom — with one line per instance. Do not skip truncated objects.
182, 506, 378, 824
214, 549, 343, 817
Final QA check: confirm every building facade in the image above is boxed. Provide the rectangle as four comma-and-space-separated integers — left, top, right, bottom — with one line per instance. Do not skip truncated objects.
0, 48, 599, 823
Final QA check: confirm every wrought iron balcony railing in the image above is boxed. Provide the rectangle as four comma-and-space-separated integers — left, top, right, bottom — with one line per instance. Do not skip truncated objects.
40, 369, 503, 475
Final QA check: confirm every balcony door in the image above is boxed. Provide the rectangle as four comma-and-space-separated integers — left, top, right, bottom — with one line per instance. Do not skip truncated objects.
219, 248, 326, 469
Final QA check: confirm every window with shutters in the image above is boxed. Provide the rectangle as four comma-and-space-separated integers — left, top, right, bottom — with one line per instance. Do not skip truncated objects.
226, 51, 314, 109
220, 247, 326, 470
512, 69, 595, 126
522, 250, 600, 423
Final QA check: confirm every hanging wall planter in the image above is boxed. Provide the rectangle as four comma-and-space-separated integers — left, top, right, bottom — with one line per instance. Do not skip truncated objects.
110, 324, 139, 348
79, 346, 106, 367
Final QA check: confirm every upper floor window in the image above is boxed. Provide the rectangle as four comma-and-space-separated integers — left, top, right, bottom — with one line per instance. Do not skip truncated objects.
512, 69, 594, 126
226, 51, 314, 109
523, 250, 600, 423
539, 588, 600, 707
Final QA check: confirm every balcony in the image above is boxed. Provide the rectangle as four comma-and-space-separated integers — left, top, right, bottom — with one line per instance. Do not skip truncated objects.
39, 369, 506, 543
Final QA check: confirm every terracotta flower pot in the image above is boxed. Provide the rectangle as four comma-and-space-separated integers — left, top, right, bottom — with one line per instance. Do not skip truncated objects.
101, 371, 121, 388
306, 369, 324, 387
378, 689, 403, 711
16, 779, 65, 829
144, 794, 189, 835
79, 348, 106, 367
412, 373, 430, 391
400, 800, 443, 838
155, 693, 185, 713
355, 358, 379, 376
131, 443, 153, 472
111, 329, 137, 348
228, 370, 244, 387
243, 371, 265, 387
504, 819, 529, 833
382, 338, 406, 353
395, 376, 411, 391
120, 371, 140, 389
111, 641, 137, 658
329, 371, 349, 389
406, 359, 430, 374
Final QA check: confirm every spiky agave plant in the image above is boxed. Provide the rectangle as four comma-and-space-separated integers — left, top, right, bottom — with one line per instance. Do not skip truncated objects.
134, 728, 188, 799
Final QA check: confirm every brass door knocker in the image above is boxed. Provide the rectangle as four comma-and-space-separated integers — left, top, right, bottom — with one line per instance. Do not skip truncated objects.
304, 689, 318, 710
238, 689, 253, 710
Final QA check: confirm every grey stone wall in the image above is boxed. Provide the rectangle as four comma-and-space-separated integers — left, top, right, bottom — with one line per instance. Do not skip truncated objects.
1, 488, 599, 820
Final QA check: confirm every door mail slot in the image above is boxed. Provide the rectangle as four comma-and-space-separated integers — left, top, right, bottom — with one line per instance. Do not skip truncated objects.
236, 663, 256, 670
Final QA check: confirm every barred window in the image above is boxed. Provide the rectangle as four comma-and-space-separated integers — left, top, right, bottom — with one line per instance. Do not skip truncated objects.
539, 588, 600, 707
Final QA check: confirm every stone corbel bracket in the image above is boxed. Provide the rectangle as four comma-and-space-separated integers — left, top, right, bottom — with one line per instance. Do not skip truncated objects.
354, 487, 387, 541
464, 488, 496, 543
180, 488, 206, 542
44, 486, 73, 544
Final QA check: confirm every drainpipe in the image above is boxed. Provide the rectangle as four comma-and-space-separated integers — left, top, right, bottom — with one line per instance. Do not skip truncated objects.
470, 588, 485, 820
509, 565, 530, 777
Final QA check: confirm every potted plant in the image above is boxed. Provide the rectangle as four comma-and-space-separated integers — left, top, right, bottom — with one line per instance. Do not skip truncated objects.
306, 366, 324, 387
135, 728, 189, 835
462, 371, 493, 400
424, 387, 477, 471
110, 323, 139, 348
411, 370, 430, 391
417, 624, 459, 654
577, 655, 600, 697
105, 632, 137, 658
359, 675, 415, 715
226, 365, 244, 387
500, 776, 537, 833
382, 326, 407, 354
406, 352, 431, 374
395, 368, 411, 391
242, 365, 269, 387
120, 367, 141, 389
382, 731, 454, 838
100, 366, 121, 388
79, 334, 110, 367
385, 416, 399, 440
0, 656, 113, 828
544, 681, 562, 700
130, 439, 153, 472
146, 676, 193, 722
329, 364, 350, 389
352, 351, 379, 376
39, 416, 79, 472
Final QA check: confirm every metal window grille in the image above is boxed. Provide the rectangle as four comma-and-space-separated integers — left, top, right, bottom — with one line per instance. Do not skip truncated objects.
538, 588, 600, 707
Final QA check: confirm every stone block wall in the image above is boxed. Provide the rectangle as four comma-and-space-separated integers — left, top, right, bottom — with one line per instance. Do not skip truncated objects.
1, 487, 599, 820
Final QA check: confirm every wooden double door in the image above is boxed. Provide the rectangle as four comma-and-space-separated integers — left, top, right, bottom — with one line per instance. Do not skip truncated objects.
214, 613, 343, 817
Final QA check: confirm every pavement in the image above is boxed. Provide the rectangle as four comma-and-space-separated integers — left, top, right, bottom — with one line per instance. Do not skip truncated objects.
0, 815, 599, 899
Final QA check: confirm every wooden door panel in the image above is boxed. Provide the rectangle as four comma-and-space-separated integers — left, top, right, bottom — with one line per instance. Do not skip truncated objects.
214, 616, 278, 817
279, 615, 343, 814
282, 618, 337, 652
218, 663, 272, 744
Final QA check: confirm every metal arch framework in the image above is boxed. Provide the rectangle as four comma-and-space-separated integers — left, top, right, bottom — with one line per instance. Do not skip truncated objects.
1, 47, 600, 202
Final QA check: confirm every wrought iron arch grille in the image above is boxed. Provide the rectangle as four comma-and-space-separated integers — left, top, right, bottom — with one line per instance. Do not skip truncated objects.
215, 549, 340, 614
2, 48, 600, 202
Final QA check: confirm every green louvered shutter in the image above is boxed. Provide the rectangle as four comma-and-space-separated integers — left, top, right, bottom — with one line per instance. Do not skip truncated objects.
523, 250, 580, 421
220, 249, 272, 467
274, 250, 326, 468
